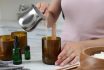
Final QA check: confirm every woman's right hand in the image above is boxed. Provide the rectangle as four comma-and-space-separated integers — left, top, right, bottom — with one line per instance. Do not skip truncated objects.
36, 2, 56, 27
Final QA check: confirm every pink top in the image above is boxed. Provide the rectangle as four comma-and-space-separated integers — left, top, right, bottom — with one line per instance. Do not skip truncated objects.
61, 0, 104, 42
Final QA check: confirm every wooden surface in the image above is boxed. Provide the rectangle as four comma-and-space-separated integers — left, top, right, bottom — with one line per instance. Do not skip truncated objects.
69, 66, 104, 70
68, 67, 79, 70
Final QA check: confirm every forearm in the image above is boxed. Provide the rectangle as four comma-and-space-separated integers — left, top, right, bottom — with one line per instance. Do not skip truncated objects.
79, 38, 104, 50
48, 0, 61, 24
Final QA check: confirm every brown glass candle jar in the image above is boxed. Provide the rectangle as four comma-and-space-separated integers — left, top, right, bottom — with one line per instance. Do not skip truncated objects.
11, 31, 27, 54
0, 35, 14, 61
42, 36, 61, 65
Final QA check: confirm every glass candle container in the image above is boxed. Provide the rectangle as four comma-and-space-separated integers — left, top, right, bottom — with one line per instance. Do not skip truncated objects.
11, 31, 27, 54
0, 35, 14, 61
42, 36, 61, 65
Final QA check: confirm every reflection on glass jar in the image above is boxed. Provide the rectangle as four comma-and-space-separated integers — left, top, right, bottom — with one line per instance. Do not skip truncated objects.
42, 36, 61, 65
11, 31, 27, 54
0, 35, 14, 61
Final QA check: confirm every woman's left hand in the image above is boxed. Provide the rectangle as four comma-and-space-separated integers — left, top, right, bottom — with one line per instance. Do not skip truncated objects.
55, 41, 82, 66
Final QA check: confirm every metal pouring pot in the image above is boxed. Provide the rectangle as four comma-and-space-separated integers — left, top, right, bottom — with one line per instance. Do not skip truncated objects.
18, 4, 45, 32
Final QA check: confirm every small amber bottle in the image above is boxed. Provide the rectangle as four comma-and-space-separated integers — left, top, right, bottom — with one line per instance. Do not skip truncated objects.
24, 45, 31, 60
12, 36, 22, 65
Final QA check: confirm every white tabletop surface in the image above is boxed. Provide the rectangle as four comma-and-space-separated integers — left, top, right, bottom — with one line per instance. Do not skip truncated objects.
16, 56, 56, 70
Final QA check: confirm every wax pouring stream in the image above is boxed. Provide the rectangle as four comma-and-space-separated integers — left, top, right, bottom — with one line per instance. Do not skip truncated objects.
18, 4, 56, 40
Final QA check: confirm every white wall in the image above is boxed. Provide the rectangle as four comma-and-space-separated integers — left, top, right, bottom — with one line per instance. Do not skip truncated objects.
0, 0, 50, 21
0, 9, 1, 20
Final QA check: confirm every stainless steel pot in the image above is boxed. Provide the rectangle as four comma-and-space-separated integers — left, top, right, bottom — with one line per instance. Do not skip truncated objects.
18, 4, 45, 32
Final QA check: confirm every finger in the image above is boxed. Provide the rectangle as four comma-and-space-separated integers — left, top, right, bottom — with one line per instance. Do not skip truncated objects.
70, 56, 80, 65
40, 2, 48, 13
55, 49, 67, 65
55, 59, 62, 66
60, 53, 75, 66
61, 49, 74, 62
59, 43, 74, 60
55, 55, 68, 66
43, 3, 49, 14
55, 51, 71, 66
57, 49, 67, 60
36, 3, 41, 9
58, 43, 70, 59
44, 9, 49, 17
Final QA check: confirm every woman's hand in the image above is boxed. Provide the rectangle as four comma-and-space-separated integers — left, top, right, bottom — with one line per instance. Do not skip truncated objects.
55, 41, 82, 66
36, 2, 54, 27
55, 38, 104, 66
36, 2, 49, 15
36, 1, 61, 27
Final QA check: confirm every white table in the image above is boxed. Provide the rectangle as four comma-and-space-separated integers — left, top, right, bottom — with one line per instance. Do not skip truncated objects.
18, 59, 55, 70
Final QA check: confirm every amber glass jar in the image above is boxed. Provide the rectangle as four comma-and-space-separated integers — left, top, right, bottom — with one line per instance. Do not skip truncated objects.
0, 35, 14, 61
11, 31, 27, 54
42, 36, 61, 65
